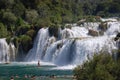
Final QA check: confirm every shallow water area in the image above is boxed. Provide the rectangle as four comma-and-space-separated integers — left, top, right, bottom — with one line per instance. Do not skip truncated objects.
0, 62, 73, 80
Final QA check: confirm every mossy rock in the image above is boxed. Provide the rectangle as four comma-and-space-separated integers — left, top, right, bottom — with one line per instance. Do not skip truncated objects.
57, 43, 63, 49
26, 29, 35, 38
114, 33, 120, 41
99, 22, 108, 31
99, 30, 104, 36
76, 19, 86, 26
88, 29, 99, 36
65, 24, 72, 29
13, 37, 20, 48
48, 24, 59, 38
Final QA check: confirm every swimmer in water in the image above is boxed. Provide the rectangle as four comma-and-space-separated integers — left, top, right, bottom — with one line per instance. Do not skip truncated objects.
38, 60, 40, 67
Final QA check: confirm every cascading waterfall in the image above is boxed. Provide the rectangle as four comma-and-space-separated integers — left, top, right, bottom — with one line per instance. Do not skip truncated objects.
0, 38, 16, 62
0, 39, 9, 62
9, 43, 16, 61
25, 19, 120, 66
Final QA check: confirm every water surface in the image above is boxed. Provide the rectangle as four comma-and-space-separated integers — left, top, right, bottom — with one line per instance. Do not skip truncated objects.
0, 62, 73, 80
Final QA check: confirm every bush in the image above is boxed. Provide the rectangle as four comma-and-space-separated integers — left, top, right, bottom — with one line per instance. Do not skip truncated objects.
19, 35, 32, 53
35, 18, 51, 28
16, 24, 30, 36
48, 24, 60, 38
74, 53, 120, 80
25, 10, 39, 24
26, 29, 35, 38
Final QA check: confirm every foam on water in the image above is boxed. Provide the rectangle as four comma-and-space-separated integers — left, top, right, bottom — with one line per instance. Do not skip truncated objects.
51, 65, 76, 70
5, 61, 55, 66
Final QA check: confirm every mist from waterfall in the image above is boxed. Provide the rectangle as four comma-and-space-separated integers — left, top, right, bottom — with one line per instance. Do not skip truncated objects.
25, 19, 120, 67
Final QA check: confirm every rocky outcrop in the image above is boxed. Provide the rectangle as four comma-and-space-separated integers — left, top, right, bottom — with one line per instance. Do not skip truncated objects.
88, 29, 99, 36
77, 19, 86, 26
114, 33, 120, 41
99, 22, 108, 31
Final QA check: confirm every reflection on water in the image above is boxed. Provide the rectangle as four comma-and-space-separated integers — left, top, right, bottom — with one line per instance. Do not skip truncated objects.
0, 62, 73, 80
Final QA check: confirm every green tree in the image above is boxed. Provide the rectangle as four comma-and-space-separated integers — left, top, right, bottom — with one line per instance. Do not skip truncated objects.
0, 22, 8, 38
0, 0, 14, 9
2, 10, 17, 27
12, 0, 25, 17
25, 9, 39, 24
37, 2, 50, 18
74, 53, 120, 80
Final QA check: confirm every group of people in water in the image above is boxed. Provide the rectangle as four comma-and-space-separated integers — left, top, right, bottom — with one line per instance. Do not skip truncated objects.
10, 60, 40, 80
10, 75, 36, 80
10, 74, 56, 80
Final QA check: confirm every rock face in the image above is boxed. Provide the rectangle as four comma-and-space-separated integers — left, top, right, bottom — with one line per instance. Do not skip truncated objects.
115, 33, 120, 48
25, 19, 120, 66
114, 33, 120, 60
114, 33, 120, 41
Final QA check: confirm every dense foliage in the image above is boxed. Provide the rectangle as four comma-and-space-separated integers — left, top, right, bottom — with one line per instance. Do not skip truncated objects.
0, 0, 120, 53
74, 52, 120, 80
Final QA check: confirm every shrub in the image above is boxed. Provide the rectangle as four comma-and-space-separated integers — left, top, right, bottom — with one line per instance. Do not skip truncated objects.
48, 24, 60, 38
74, 53, 120, 80
19, 35, 32, 53
35, 18, 51, 28
26, 29, 35, 38
16, 24, 30, 36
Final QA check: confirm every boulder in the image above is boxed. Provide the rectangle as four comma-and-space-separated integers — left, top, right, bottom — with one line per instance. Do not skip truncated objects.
88, 29, 99, 36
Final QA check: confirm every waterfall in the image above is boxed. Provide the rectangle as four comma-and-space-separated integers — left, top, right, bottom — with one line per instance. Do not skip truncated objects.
25, 28, 52, 61
9, 43, 16, 61
0, 38, 16, 62
25, 19, 120, 66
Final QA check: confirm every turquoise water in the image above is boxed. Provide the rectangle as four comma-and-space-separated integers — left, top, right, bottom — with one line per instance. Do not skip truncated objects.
0, 62, 73, 80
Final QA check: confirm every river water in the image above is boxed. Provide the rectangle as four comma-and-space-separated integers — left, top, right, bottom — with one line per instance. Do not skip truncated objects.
0, 62, 73, 80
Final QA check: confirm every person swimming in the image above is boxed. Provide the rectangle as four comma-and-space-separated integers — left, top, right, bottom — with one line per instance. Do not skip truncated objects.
38, 60, 40, 67
10, 76, 14, 80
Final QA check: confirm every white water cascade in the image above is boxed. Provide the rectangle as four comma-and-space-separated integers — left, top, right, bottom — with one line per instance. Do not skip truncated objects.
25, 19, 120, 66
0, 38, 16, 62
